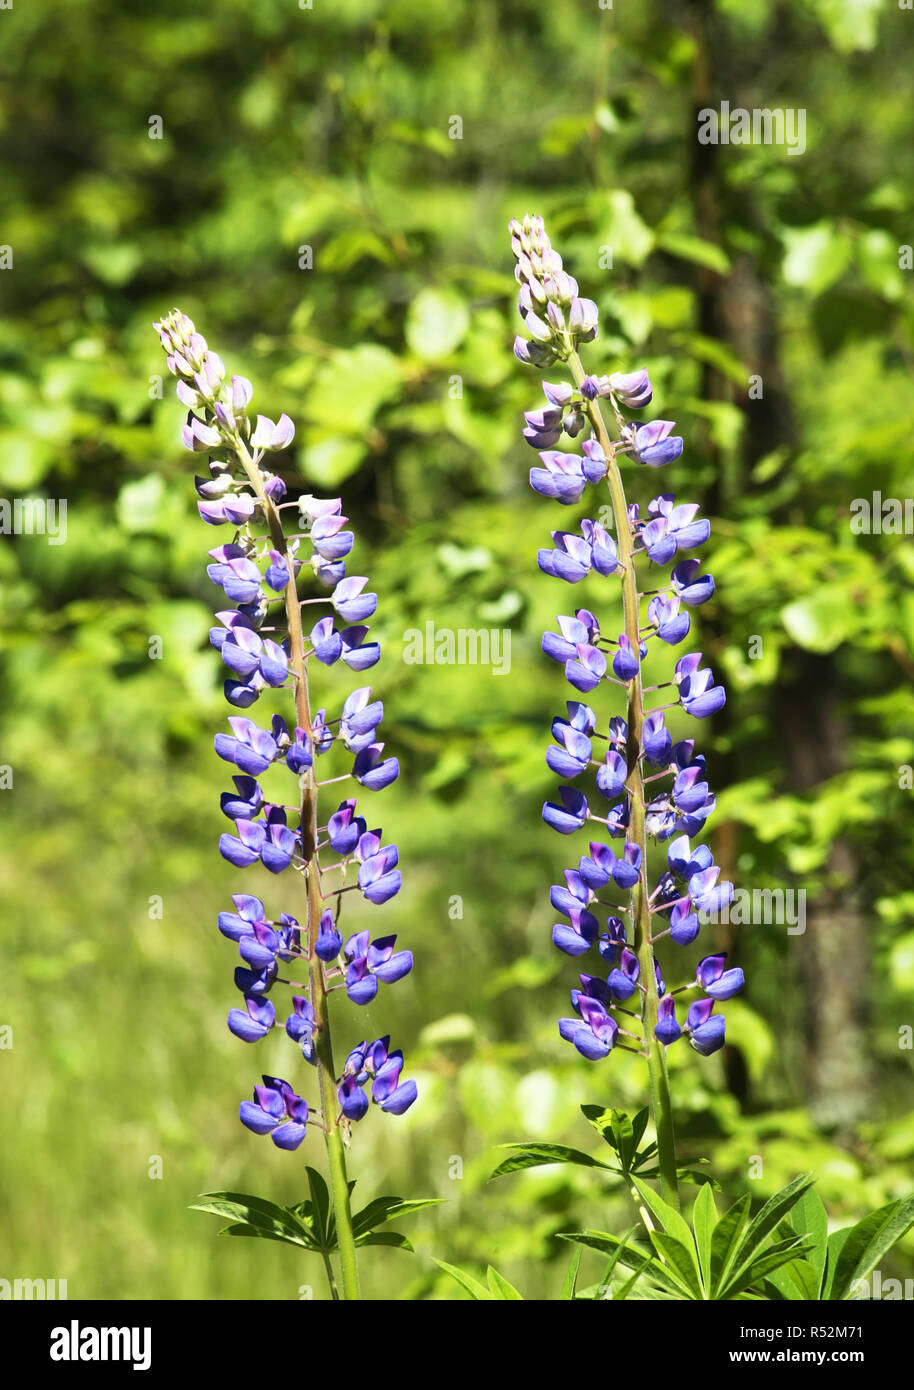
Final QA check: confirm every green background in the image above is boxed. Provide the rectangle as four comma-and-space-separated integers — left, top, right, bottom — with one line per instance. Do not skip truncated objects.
1, 0, 913, 1299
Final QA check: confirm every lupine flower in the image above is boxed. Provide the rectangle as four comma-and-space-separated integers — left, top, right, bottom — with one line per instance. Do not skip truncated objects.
229, 995, 276, 1043
154, 306, 417, 1240
548, 702, 596, 779
285, 996, 317, 1062
543, 785, 589, 835
240, 1076, 308, 1150
654, 995, 682, 1046
327, 799, 366, 855
509, 217, 740, 1183
696, 954, 744, 1000
337, 1036, 417, 1119
684, 999, 726, 1054
342, 931, 413, 1005
559, 998, 618, 1060
622, 419, 684, 468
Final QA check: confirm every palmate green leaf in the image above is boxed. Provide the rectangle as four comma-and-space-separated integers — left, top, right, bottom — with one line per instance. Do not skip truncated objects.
719, 1174, 816, 1298
557, 1231, 685, 1299
489, 1142, 614, 1180
631, 1177, 698, 1255
710, 1194, 751, 1294
579, 1106, 658, 1175
191, 1191, 318, 1250
722, 1237, 818, 1300
648, 1232, 704, 1299
433, 1259, 493, 1301
351, 1196, 447, 1238
824, 1197, 914, 1301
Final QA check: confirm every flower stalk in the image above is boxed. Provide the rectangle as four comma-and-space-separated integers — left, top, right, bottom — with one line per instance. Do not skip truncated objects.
154, 310, 417, 1301
234, 435, 361, 1296
511, 216, 741, 1214
568, 349, 680, 1209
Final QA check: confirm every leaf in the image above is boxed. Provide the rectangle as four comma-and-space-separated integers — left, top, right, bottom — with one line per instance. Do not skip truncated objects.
710, 1194, 751, 1294
433, 1259, 493, 1301
825, 1197, 914, 1301
305, 1168, 330, 1247
592, 1225, 639, 1300
406, 287, 470, 360
192, 1191, 317, 1249
765, 1259, 823, 1301
354, 1231, 414, 1251
724, 1237, 818, 1299
486, 1266, 524, 1300
692, 1182, 718, 1295
558, 1231, 685, 1299
821, 1225, 854, 1300
789, 1187, 829, 1291
580, 1105, 652, 1172
718, 1174, 816, 1299
631, 1177, 699, 1258
216, 1221, 316, 1249
489, 1143, 613, 1180
351, 1196, 446, 1237
560, 1245, 583, 1301
678, 1168, 721, 1189
648, 1232, 703, 1298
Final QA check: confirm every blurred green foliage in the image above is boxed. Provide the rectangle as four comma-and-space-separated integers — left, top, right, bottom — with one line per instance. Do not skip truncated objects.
1, 0, 912, 1299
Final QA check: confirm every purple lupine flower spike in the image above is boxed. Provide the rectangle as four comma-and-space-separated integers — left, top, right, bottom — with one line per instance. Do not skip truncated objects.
154, 308, 417, 1206
509, 216, 738, 1174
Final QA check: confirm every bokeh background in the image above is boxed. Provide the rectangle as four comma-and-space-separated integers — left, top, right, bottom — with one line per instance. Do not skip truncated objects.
2, 0, 913, 1300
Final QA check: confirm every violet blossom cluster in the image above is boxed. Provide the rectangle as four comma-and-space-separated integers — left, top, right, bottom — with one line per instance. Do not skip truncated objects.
154, 310, 416, 1151
510, 215, 741, 1066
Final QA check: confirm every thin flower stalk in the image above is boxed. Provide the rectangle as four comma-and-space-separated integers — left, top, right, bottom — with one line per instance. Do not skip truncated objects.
511, 217, 740, 1211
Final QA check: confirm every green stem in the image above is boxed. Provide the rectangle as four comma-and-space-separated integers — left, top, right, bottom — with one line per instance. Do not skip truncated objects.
568, 353, 681, 1212
235, 439, 362, 1297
